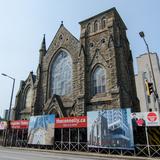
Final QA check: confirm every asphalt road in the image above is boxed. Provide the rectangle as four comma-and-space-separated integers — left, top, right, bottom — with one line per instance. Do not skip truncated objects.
0, 147, 151, 160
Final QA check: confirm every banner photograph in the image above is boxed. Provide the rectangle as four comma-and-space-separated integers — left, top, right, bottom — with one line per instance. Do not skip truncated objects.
28, 114, 55, 145
131, 112, 160, 126
87, 108, 134, 149
0, 121, 7, 130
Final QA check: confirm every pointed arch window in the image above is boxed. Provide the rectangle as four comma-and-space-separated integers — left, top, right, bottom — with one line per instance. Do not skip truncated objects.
51, 50, 72, 96
101, 17, 106, 29
87, 23, 91, 33
92, 66, 106, 95
25, 88, 33, 108
94, 20, 98, 32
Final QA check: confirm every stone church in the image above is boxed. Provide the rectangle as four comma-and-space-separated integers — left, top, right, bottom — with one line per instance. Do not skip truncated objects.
14, 7, 139, 120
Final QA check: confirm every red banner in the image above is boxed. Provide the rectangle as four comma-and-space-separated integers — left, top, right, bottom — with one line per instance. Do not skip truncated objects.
10, 120, 29, 129
55, 116, 87, 128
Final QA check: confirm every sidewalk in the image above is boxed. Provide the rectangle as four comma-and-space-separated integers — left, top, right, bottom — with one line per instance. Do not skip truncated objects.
1, 146, 157, 160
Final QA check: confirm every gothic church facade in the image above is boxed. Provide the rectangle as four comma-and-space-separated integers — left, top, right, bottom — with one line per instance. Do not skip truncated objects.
14, 8, 139, 120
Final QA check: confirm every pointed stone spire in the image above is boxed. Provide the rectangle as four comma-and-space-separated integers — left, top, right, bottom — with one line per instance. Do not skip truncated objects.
39, 34, 46, 64
40, 34, 46, 52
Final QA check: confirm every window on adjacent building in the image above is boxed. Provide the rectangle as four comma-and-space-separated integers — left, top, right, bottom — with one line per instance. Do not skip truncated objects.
92, 66, 106, 95
51, 50, 72, 96
147, 96, 151, 103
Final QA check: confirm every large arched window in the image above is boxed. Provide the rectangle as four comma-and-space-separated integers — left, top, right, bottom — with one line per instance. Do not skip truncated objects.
51, 50, 72, 96
92, 66, 106, 95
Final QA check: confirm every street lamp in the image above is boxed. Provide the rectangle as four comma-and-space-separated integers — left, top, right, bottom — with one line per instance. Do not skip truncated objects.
139, 31, 159, 110
1, 73, 15, 120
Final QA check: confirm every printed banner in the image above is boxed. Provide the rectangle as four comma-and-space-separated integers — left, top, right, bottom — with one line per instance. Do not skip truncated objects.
0, 121, 7, 130
10, 120, 29, 129
28, 114, 55, 145
131, 112, 160, 126
55, 116, 87, 128
87, 108, 134, 149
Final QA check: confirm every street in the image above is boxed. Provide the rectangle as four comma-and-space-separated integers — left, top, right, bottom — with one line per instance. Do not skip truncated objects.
0, 147, 151, 160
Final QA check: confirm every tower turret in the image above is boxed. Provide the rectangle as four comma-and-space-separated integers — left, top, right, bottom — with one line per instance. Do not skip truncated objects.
39, 34, 46, 64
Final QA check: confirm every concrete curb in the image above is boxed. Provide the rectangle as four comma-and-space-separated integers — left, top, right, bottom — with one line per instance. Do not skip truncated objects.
0, 146, 157, 160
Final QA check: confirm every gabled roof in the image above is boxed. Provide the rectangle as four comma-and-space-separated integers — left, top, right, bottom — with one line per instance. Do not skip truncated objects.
47, 23, 79, 53
25, 71, 36, 84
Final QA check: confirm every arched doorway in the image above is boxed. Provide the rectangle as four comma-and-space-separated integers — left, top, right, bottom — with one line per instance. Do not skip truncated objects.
48, 108, 60, 118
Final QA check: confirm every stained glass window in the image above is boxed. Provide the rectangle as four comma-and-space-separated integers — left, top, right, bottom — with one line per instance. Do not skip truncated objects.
51, 51, 72, 96
92, 66, 106, 95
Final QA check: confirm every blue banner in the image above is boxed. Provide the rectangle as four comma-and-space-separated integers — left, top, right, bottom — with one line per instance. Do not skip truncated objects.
28, 114, 55, 145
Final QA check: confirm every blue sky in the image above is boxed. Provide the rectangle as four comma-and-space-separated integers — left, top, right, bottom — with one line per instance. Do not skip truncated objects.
0, 0, 159, 117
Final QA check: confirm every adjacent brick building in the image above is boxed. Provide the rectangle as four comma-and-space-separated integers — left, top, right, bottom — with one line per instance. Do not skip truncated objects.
14, 7, 139, 120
